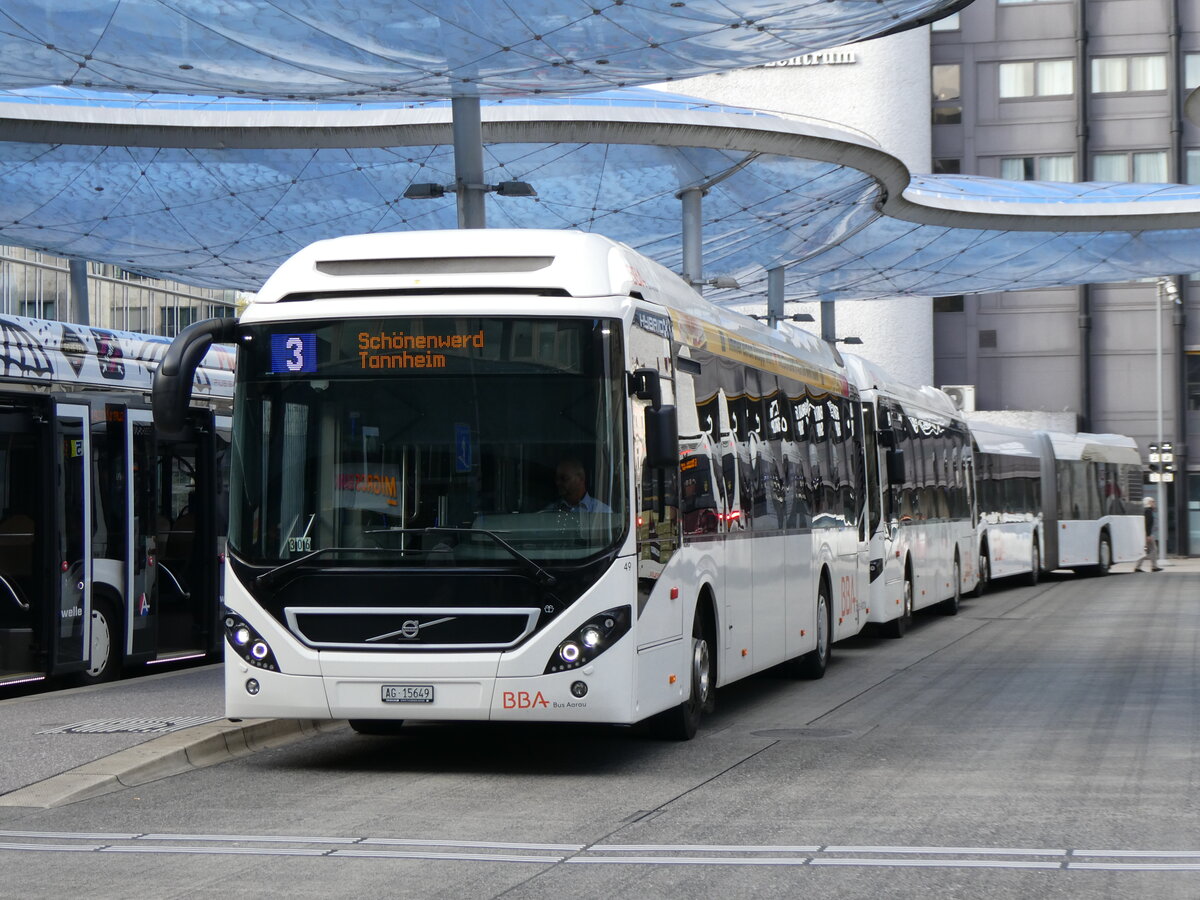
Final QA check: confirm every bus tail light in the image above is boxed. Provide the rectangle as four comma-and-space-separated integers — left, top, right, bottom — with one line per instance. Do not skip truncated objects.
545, 606, 631, 674
223, 610, 279, 672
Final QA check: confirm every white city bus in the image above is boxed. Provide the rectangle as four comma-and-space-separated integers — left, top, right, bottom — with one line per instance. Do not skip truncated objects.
0, 314, 234, 690
844, 355, 977, 638
968, 418, 1144, 584
155, 229, 870, 739
969, 418, 1045, 588
1041, 430, 1144, 574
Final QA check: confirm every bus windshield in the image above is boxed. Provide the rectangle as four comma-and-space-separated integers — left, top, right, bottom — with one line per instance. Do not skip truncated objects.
229, 316, 628, 568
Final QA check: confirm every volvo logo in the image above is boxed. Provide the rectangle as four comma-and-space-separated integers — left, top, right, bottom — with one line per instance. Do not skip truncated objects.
367, 616, 457, 643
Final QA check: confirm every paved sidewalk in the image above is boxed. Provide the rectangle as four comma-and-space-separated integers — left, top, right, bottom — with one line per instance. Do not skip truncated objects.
0, 664, 344, 808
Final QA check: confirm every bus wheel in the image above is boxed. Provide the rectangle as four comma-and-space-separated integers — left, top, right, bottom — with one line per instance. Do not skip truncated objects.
654, 612, 712, 740
793, 578, 832, 676
882, 574, 912, 639
941, 557, 962, 615
971, 549, 990, 598
1025, 541, 1041, 586
79, 598, 121, 685
1094, 536, 1112, 576
349, 720, 405, 736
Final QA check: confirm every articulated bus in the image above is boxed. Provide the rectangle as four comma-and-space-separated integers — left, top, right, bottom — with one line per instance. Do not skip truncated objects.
0, 315, 234, 690
844, 355, 977, 638
155, 229, 873, 739
969, 418, 1144, 586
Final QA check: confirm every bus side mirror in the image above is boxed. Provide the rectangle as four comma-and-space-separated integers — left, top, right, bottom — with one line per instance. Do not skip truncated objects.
645, 406, 678, 469
153, 317, 239, 440
631, 368, 678, 469
887, 447, 906, 486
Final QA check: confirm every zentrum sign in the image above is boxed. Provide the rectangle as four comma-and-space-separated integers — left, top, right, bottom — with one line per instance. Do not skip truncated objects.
764, 50, 857, 68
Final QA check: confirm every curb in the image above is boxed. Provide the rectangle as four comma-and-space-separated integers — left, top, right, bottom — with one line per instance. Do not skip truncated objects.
0, 718, 347, 809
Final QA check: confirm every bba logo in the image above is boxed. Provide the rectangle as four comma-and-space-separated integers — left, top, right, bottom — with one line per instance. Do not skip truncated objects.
502, 691, 549, 709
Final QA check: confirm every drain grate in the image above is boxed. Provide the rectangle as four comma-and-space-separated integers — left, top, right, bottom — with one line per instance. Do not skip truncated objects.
37, 716, 222, 736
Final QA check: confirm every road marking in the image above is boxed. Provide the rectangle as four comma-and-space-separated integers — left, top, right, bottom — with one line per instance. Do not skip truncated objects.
1074, 849, 1200, 858
0, 842, 104, 852
811, 858, 1061, 870
597, 844, 821, 852
823, 845, 1066, 856
332, 849, 564, 863
2, 832, 1200, 873
570, 856, 814, 866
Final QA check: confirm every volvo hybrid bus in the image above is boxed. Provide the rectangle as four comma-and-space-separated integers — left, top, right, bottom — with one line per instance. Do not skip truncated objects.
0, 314, 233, 690
844, 355, 977, 638
968, 417, 1143, 585
154, 229, 870, 739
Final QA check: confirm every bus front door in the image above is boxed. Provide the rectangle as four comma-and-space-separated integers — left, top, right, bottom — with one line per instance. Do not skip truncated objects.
0, 405, 51, 685
53, 405, 91, 677
154, 418, 214, 662
126, 409, 161, 661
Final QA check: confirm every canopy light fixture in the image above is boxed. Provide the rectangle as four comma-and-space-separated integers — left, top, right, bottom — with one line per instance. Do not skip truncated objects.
403, 180, 536, 200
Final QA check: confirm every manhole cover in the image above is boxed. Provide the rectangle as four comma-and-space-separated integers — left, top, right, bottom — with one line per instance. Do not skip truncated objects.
37, 716, 222, 735
751, 727, 857, 740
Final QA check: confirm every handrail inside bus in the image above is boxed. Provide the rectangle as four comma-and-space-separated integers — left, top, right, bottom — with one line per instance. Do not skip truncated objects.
0, 572, 29, 612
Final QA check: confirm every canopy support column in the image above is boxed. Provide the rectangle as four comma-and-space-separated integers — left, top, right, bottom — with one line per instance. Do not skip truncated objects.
680, 188, 705, 293
767, 267, 785, 328
68, 259, 90, 326
821, 301, 836, 343
452, 96, 486, 229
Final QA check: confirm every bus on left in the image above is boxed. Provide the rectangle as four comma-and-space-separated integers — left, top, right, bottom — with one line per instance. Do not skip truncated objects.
0, 314, 234, 691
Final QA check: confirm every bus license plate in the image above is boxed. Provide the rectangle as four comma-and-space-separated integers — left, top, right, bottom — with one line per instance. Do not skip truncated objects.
381, 684, 434, 704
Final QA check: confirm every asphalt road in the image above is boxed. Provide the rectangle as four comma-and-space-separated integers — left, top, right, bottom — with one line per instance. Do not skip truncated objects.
2, 561, 1198, 899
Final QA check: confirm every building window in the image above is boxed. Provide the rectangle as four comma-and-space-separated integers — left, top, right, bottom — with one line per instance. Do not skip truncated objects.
1188, 352, 1200, 411
934, 296, 965, 313
1187, 149, 1200, 184
1186, 53, 1200, 90
1093, 151, 1168, 183
931, 12, 960, 31
932, 64, 962, 124
1091, 56, 1166, 94
1000, 155, 1075, 182
999, 60, 1073, 99
933, 158, 962, 175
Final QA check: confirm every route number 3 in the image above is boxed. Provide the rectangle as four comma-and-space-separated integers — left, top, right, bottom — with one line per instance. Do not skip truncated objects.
285, 336, 305, 372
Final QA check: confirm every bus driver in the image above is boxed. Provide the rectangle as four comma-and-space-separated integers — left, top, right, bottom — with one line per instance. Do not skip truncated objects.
547, 458, 612, 513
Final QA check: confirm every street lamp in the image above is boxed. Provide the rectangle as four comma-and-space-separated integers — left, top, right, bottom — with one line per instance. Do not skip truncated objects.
1154, 277, 1180, 565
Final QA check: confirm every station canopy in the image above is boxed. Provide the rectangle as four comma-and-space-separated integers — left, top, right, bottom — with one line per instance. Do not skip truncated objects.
2, 0, 1200, 305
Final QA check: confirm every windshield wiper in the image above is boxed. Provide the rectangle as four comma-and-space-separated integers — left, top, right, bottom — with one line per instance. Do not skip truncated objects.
366, 526, 557, 588
254, 546, 408, 588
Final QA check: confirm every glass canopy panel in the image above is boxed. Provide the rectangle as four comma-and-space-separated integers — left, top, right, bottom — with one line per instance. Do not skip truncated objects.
0, 0, 967, 99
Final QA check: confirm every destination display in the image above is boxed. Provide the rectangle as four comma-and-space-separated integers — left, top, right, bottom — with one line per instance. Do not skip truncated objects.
257, 317, 593, 378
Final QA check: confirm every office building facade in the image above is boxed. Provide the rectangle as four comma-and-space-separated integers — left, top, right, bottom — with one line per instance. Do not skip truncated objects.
931, 0, 1198, 554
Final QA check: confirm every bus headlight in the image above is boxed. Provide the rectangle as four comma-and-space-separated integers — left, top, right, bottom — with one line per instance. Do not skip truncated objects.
223, 610, 279, 672
545, 606, 631, 674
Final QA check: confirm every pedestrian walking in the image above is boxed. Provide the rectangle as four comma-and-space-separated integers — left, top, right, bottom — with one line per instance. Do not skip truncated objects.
1134, 496, 1161, 572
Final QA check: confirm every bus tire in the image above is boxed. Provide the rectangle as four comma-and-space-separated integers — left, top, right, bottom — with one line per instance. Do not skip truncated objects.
971, 546, 990, 598
78, 596, 121, 685
882, 571, 912, 639
1093, 535, 1112, 576
792, 577, 832, 677
940, 556, 962, 616
349, 720, 405, 735
653, 609, 713, 740
1025, 540, 1041, 586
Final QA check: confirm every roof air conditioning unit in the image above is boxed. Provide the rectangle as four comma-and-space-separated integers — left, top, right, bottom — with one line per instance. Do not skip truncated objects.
940, 384, 976, 412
